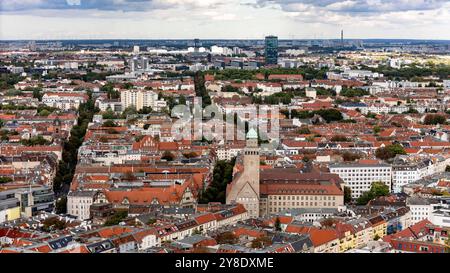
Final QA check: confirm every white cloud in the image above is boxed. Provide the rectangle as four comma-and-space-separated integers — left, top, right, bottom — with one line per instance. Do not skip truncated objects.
66, 0, 81, 6
0, 0, 449, 39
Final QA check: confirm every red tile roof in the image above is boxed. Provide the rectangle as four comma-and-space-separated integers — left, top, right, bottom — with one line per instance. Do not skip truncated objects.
285, 225, 338, 247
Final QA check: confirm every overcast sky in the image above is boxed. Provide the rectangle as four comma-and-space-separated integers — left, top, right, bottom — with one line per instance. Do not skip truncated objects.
0, 0, 449, 40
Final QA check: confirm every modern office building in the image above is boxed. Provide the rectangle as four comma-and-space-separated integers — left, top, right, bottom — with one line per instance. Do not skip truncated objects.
0, 191, 21, 223
265, 36, 278, 65
194, 39, 201, 53
130, 56, 149, 72
0, 186, 54, 219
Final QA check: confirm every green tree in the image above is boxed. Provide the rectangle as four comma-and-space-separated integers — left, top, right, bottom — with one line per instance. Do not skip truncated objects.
356, 182, 390, 205
20, 136, 51, 146
340, 87, 370, 97
178, 95, 187, 105
330, 135, 349, 142
344, 186, 352, 203
424, 114, 446, 125
315, 109, 343, 123
123, 83, 134, 90
342, 152, 361, 162
102, 108, 118, 119
42, 217, 67, 232
183, 152, 198, 159
121, 106, 138, 119
365, 112, 377, 119
375, 144, 406, 160
138, 106, 153, 114
199, 158, 236, 204
38, 109, 51, 117
161, 151, 175, 161
251, 236, 272, 249
102, 120, 118, 127
53, 91, 97, 194
275, 217, 282, 231
297, 127, 311, 134
192, 229, 202, 235
194, 72, 211, 108
165, 95, 176, 111
371, 181, 390, 196
215, 232, 238, 244
222, 85, 239, 93
104, 210, 128, 226
373, 125, 381, 135
32, 88, 43, 101
101, 83, 120, 99
253, 92, 294, 105
0, 177, 13, 184
55, 197, 67, 214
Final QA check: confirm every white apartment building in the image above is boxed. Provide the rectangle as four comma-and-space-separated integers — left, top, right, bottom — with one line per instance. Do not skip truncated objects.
282, 82, 308, 90
430, 207, 450, 228
392, 165, 422, 193
120, 89, 166, 112
210, 45, 233, 56
305, 88, 317, 99
341, 69, 383, 79
329, 162, 392, 199
216, 144, 245, 161
360, 104, 408, 115
42, 92, 88, 110
406, 197, 441, 225
96, 98, 122, 112
179, 82, 195, 90
444, 80, 450, 89
63, 62, 79, 70
67, 191, 99, 220
92, 151, 142, 166
392, 159, 435, 193
256, 83, 283, 96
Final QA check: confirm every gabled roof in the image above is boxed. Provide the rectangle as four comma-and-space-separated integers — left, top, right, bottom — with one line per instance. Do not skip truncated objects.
194, 213, 216, 225
285, 225, 339, 247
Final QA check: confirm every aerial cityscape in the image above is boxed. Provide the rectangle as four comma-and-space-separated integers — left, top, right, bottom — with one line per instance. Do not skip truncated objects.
0, 0, 450, 259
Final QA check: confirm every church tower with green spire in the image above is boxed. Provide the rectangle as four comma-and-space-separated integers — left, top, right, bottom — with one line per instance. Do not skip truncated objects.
226, 128, 260, 218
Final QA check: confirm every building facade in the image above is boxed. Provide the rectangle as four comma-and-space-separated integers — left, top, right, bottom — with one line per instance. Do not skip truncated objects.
329, 162, 392, 199
67, 191, 100, 220
265, 36, 278, 65
120, 89, 166, 112
227, 129, 344, 218
259, 170, 344, 216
